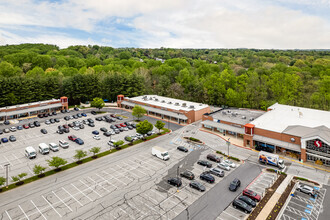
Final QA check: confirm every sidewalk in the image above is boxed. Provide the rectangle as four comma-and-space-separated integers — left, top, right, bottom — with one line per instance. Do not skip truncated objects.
255, 174, 293, 220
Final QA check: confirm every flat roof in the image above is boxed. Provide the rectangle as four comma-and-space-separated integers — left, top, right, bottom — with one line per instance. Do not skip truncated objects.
251, 103, 330, 133
0, 99, 61, 111
126, 95, 209, 111
201, 120, 244, 134
0, 103, 62, 117
209, 108, 265, 125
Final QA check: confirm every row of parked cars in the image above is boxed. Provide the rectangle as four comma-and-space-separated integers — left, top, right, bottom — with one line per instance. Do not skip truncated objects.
0, 135, 16, 144
25, 140, 69, 159
64, 112, 87, 121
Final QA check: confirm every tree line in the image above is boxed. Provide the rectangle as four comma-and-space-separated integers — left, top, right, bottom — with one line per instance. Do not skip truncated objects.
0, 44, 329, 110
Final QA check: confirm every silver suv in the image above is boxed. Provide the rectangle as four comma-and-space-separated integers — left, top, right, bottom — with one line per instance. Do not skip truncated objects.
297, 184, 317, 197
209, 168, 225, 177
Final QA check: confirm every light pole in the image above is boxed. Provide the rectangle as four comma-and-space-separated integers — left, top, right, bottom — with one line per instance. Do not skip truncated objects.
4, 163, 10, 188
177, 164, 182, 192
227, 138, 231, 157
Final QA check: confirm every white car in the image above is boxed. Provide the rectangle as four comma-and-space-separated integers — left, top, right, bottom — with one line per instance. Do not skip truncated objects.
224, 159, 236, 168
73, 126, 80, 130
93, 135, 101, 140
10, 127, 17, 132
217, 162, 231, 171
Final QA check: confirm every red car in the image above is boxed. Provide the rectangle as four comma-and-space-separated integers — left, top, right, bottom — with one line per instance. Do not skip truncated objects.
68, 135, 77, 141
115, 124, 121, 128
63, 124, 69, 129
120, 123, 126, 127
243, 189, 261, 202
23, 124, 29, 129
110, 114, 116, 118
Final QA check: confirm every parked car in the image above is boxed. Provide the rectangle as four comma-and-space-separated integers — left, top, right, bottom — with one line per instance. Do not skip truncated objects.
23, 124, 29, 129
41, 129, 48, 134
0, 130, 2, 135
10, 127, 17, 132
29, 123, 35, 128
17, 125, 23, 130
74, 107, 79, 111
131, 123, 136, 128
59, 140, 69, 148
91, 111, 97, 115
96, 117, 102, 121
55, 118, 60, 123
197, 160, 212, 168
110, 114, 116, 118
167, 177, 182, 187
72, 115, 78, 119
217, 162, 231, 171
34, 121, 41, 127
242, 189, 261, 202
209, 167, 225, 177
61, 109, 65, 113
64, 116, 70, 121
77, 113, 82, 117
49, 143, 59, 152
115, 124, 121, 128
189, 181, 206, 192
104, 131, 112, 137
117, 116, 123, 120
177, 145, 188, 152
1, 138, 8, 143
229, 178, 241, 191
73, 127, 80, 131
147, 131, 155, 136
207, 154, 222, 163
92, 130, 99, 135
100, 127, 108, 132
200, 172, 215, 183
110, 125, 116, 129
127, 125, 133, 130
119, 127, 124, 132
81, 113, 87, 117
4, 121, 10, 125
75, 138, 84, 145
238, 195, 256, 207
50, 118, 55, 124
9, 135, 16, 142
297, 184, 317, 197
4, 128, 10, 133
57, 130, 64, 134
232, 199, 252, 214
93, 135, 101, 140
68, 135, 77, 141
180, 170, 195, 180
88, 123, 95, 127
38, 114, 44, 118
52, 111, 57, 115
63, 124, 69, 129
45, 120, 51, 125
79, 124, 84, 129
114, 129, 120, 134
120, 123, 126, 127
223, 159, 236, 168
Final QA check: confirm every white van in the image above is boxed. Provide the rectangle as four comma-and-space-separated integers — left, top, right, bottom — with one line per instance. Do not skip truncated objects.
49, 143, 59, 152
152, 146, 170, 160
25, 146, 37, 159
59, 140, 69, 149
39, 143, 50, 155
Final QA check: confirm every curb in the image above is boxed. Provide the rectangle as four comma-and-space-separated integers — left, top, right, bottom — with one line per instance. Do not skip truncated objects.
275, 182, 297, 220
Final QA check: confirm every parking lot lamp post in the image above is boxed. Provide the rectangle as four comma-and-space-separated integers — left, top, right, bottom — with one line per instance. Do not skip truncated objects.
177, 164, 182, 192
4, 163, 10, 188
227, 138, 231, 157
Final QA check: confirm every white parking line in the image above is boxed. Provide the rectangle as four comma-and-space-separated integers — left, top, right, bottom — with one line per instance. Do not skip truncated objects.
87, 176, 110, 193
42, 195, 62, 217
102, 171, 127, 186
222, 211, 241, 220
3, 155, 11, 165
79, 180, 102, 197
5, 210, 12, 220
121, 161, 149, 176
61, 187, 83, 207
95, 173, 118, 189
119, 207, 134, 219
108, 167, 134, 182
71, 183, 93, 202
52, 191, 73, 211
18, 205, 30, 220
30, 200, 47, 220
12, 154, 22, 164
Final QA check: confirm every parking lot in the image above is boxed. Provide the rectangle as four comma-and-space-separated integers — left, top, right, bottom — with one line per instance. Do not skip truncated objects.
216, 171, 278, 220
1, 128, 244, 220
0, 109, 158, 178
279, 183, 327, 220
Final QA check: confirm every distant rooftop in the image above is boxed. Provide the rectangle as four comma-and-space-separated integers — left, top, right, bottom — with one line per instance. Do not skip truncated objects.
209, 108, 265, 125
126, 95, 209, 111
251, 103, 330, 133
0, 99, 61, 111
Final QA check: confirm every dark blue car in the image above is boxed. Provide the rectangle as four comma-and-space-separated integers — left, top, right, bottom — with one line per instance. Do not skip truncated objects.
75, 138, 84, 145
1, 138, 8, 143
92, 130, 99, 135
82, 113, 87, 117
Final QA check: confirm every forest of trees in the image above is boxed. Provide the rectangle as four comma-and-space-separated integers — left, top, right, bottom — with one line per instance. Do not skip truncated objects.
0, 44, 329, 111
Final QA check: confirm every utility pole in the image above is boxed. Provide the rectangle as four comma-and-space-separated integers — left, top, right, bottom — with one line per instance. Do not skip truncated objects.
227, 138, 231, 157
4, 163, 10, 188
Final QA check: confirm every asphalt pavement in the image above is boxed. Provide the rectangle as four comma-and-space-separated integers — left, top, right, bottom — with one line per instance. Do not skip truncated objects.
319, 184, 330, 220
174, 162, 262, 220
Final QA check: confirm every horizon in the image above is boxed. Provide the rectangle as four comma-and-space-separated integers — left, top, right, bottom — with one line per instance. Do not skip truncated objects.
0, 0, 329, 49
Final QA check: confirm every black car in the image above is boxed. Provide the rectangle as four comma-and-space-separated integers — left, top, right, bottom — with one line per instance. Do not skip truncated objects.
110, 125, 116, 129
127, 125, 133, 130
238, 195, 256, 208
88, 123, 95, 127
197, 160, 212, 168
72, 115, 78, 119
232, 199, 252, 214
96, 117, 103, 121
0, 130, 3, 135
9, 135, 16, 142
4, 121, 10, 125
77, 113, 82, 118
74, 107, 79, 111
61, 109, 65, 113
207, 154, 222, 163
167, 177, 182, 187
43, 113, 48, 117
68, 123, 74, 128
119, 127, 124, 132
87, 118, 94, 123
117, 116, 123, 120
38, 114, 44, 118
131, 123, 137, 128
75, 138, 84, 145
34, 121, 41, 127
41, 129, 48, 134
100, 127, 108, 132
189, 181, 206, 192
55, 118, 60, 123
64, 116, 70, 121
103, 131, 111, 137
180, 170, 195, 180
79, 124, 84, 129
200, 172, 215, 183
52, 111, 57, 115
229, 178, 241, 191
177, 146, 188, 152
91, 111, 97, 115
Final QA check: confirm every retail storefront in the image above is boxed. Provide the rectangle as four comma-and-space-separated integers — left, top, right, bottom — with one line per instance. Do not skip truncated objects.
201, 120, 244, 138
305, 139, 330, 166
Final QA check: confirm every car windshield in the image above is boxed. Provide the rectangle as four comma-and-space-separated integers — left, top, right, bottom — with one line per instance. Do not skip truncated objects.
162, 152, 168, 157
30, 152, 36, 156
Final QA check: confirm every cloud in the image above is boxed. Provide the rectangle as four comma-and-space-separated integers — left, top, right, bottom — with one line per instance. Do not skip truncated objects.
0, 0, 329, 49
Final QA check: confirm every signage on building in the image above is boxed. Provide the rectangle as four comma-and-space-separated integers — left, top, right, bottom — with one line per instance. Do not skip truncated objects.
314, 140, 322, 148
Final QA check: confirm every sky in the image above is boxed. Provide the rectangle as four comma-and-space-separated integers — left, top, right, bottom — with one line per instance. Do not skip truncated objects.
0, 0, 329, 49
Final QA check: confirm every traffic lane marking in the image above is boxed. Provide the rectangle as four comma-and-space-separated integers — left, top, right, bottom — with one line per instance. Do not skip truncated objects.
30, 200, 47, 220
41, 195, 62, 218
61, 187, 85, 207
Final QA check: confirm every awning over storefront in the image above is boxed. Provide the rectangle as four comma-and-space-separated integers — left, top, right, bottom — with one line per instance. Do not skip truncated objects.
0, 103, 63, 117
201, 120, 244, 134
253, 135, 301, 152
121, 101, 188, 120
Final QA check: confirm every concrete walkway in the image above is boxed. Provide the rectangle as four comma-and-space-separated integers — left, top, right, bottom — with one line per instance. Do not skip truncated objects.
255, 174, 293, 220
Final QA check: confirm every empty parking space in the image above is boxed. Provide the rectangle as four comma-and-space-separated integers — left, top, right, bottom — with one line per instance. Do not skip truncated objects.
279, 183, 326, 220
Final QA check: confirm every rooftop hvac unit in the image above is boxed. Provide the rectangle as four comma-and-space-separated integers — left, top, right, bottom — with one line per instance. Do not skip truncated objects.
149, 97, 153, 100
242, 115, 246, 119
189, 105, 195, 109
155, 98, 159, 101
222, 111, 227, 115
234, 112, 238, 115
232, 113, 236, 117
143, 96, 148, 100
168, 101, 172, 104
199, 103, 203, 106
249, 117, 254, 121
227, 110, 231, 113
175, 103, 180, 106
182, 103, 187, 107
161, 100, 165, 103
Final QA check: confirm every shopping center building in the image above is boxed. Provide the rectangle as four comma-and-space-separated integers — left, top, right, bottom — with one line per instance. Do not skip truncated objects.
117, 95, 210, 124
0, 97, 68, 122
